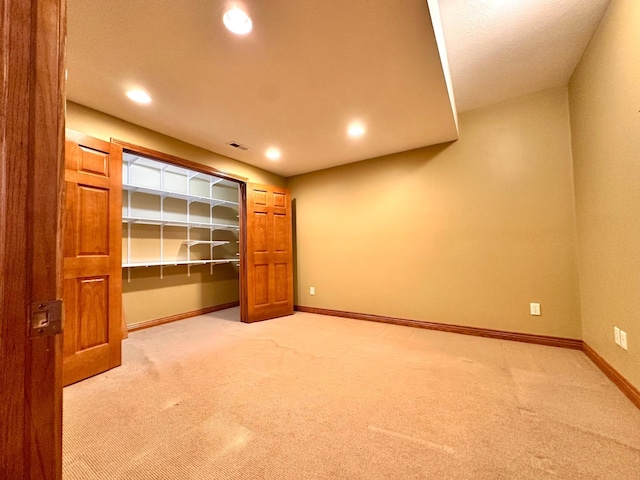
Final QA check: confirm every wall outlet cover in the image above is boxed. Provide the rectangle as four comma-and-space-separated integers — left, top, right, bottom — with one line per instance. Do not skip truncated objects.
530, 303, 541, 316
309, 286, 315, 296
620, 330, 628, 350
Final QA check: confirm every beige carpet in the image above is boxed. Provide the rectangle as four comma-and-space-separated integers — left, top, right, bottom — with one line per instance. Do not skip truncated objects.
63, 308, 640, 479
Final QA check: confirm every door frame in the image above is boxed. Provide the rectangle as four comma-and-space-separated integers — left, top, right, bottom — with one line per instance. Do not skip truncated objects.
0, 0, 66, 478
111, 140, 250, 325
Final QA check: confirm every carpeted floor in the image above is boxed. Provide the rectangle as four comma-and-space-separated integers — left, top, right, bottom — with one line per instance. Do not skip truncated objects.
63, 308, 640, 479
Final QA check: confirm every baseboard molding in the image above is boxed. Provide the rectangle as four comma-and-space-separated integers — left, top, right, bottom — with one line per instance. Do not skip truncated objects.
128, 301, 240, 332
294, 305, 583, 350
583, 342, 640, 409
294, 305, 640, 409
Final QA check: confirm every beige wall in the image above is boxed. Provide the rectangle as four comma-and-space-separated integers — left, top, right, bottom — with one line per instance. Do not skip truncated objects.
123, 267, 239, 325
569, 0, 640, 387
288, 87, 582, 339
67, 101, 286, 326
66, 101, 285, 187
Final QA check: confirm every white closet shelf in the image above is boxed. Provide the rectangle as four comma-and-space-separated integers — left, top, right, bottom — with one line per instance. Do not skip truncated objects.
123, 259, 239, 268
183, 240, 228, 247
123, 183, 238, 207
122, 216, 240, 230
189, 171, 224, 184
124, 155, 219, 179
122, 151, 240, 282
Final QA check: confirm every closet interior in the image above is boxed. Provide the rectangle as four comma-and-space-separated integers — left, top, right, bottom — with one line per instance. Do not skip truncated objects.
121, 151, 241, 326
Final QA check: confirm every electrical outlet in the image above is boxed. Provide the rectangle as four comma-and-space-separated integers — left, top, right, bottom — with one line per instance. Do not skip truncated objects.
620, 330, 628, 350
309, 286, 315, 296
530, 303, 541, 316
614, 327, 621, 345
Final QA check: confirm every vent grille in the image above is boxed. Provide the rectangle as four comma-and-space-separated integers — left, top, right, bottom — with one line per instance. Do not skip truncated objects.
226, 141, 249, 151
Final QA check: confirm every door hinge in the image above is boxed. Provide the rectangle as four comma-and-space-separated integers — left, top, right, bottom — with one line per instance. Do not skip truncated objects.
30, 300, 63, 337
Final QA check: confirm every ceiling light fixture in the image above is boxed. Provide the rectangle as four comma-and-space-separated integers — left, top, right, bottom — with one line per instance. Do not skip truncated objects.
126, 89, 151, 104
348, 122, 366, 138
265, 148, 281, 160
223, 7, 253, 35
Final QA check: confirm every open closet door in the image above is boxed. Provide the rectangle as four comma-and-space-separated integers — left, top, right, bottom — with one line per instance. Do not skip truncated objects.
244, 183, 294, 322
62, 131, 122, 386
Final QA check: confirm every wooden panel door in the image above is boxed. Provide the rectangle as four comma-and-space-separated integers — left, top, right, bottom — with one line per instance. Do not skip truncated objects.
244, 183, 294, 322
0, 0, 66, 478
62, 132, 122, 386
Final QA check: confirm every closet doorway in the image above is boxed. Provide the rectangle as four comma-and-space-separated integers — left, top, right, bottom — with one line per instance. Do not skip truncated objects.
62, 134, 293, 386
120, 147, 243, 330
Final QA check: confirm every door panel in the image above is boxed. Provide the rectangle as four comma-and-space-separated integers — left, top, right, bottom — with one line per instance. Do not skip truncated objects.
78, 145, 110, 176
254, 265, 270, 306
77, 277, 109, 348
245, 183, 294, 322
63, 132, 122, 386
78, 186, 109, 254
274, 214, 288, 250
274, 264, 288, 301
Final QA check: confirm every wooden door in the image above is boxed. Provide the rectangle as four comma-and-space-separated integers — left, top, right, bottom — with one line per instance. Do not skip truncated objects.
62, 132, 123, 386
0, 0, 66, 478
244, 183, 294, 322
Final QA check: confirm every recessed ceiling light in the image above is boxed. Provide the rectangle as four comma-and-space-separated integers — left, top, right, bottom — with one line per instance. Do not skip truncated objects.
223, 7, 253, 35
348, 122, 366, 137
126, 89, 151, 104
265, 148, 281, 160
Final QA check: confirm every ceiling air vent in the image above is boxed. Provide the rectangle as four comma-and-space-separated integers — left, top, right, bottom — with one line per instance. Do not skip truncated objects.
226, 141, 249, 151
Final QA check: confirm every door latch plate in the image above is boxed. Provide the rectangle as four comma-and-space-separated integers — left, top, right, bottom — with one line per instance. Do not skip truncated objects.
30, 300, 63, 337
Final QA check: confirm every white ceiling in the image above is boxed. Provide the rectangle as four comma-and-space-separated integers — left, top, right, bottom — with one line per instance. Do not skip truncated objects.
66, 0, 610, 177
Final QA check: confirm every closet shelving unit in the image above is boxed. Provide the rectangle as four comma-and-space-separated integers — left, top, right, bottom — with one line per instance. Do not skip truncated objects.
122, 153, 240, 282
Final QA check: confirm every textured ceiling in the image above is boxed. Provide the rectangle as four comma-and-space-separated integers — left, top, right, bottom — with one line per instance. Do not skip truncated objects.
440, 0, 611, 112
66, 0, 610, 177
